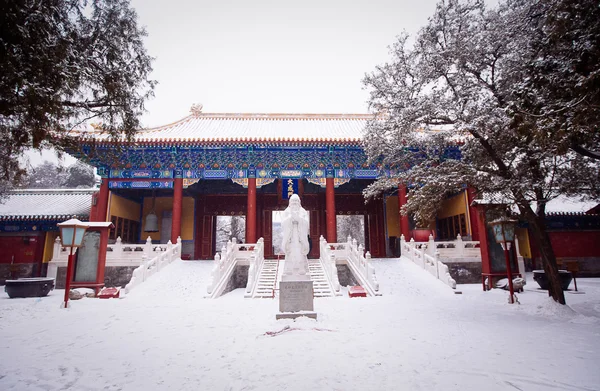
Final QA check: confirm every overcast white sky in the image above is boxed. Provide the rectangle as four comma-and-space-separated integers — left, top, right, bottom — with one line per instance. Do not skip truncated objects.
131, 0, 440, 127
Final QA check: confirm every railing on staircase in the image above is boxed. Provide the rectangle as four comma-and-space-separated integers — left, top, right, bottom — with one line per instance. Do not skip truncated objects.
206, 238, 262, 299
318, 237, 341, 295
123, 237, 182, 294
319, 235, 381, 296
244, 238, 265, 297
400, 234, 456, 289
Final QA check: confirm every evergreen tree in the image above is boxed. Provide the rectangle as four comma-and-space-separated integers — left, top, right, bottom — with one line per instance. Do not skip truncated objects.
24, 161, 68, 189
63, 161, 96, 188
0, 0, 155, 192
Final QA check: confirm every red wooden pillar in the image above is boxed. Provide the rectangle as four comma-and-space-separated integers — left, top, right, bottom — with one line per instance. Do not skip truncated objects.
326, 177, 337, 243
246, 177, 257, 244
194, 196, 202, 260
94, 177, 110, 222
466, 187, 480, 241
171, 177, 183, 244
398, 184, 411, 240
474, 204, 491, 274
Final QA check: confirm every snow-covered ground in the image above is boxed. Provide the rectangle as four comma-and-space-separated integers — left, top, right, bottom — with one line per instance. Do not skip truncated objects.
1, 258, 599, 391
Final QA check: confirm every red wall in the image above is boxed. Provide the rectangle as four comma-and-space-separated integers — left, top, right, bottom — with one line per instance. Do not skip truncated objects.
530, 231, 600, 258
0, 234, 45, 264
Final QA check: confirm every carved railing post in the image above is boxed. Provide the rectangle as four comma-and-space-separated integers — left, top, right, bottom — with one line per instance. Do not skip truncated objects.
144, 236, 152, 259
113, 237, 123, 257
140, 254, 148, 282
53, 237, 62, 260
427, 234, 435, 256
456, 234, 464, 256
166, 240, 173, 263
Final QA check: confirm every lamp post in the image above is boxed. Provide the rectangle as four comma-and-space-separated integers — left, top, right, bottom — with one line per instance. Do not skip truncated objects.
489, 217, 517, 304
57, 218, 89, 308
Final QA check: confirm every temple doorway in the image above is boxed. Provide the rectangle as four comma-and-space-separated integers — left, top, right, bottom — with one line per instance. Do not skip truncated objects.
215, 215, 246, 252
337, 215, 365, 247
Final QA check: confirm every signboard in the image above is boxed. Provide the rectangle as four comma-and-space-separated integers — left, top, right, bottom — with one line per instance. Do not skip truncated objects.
282, 179, 299, 200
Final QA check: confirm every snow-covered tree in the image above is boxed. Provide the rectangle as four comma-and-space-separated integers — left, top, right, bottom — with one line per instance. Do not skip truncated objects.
21, 160, 95, 189
0, 0, 155, 193
63, 161, 96, 188
362, 0, 599, 304
24, 161, 68, 189
510, 0, 600, 164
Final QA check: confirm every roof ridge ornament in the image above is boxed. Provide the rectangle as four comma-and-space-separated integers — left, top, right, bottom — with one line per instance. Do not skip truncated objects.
190, 103, 204, 117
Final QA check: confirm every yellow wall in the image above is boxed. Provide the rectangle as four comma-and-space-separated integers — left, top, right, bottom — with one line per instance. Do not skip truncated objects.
42, 231, 59, 263
141, 196, 195, 241
109, 193, 142, 221
516, 227, 531, 258
386, 196, 400, 237
437, 190, 468, 219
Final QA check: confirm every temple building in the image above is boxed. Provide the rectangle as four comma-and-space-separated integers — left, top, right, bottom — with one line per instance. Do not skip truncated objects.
2, 107, 599, 285
72, 109, 461, 261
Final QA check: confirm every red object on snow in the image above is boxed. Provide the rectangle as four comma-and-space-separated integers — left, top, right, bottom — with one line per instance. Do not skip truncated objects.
98, 287, 120, 299
348, 286, 367, 298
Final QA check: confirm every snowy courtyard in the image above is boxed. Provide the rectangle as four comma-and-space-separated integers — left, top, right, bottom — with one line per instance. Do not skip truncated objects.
1, 258, 599, 391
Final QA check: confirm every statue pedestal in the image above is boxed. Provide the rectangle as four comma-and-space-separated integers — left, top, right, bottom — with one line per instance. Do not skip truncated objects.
276, 275, 317, 320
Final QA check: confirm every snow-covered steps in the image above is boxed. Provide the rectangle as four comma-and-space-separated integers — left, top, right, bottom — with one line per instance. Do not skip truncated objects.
252, 259, 279, 298
308, 259, 335, 297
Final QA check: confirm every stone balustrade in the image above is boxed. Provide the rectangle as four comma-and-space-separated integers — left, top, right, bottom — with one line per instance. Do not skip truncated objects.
206, 238, 263, 298
319, 235, 381, 296
400, 234, 457, 289
245, 238, 265, 297
50, 236, 174, 266
123, 237, 182, 294
319, 236, 341, 295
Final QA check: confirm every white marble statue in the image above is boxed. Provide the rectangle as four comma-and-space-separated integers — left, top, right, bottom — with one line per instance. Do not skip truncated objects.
281, 194, 310, 277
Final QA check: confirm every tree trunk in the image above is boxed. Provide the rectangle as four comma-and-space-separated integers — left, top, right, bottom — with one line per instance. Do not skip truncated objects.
516, 201, 566, 304
527, 217, 565, 304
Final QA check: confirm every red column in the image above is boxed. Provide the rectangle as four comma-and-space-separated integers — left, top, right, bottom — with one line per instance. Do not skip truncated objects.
466, 187, 480, 241
398, 184, 411, 240
326, 177, 337, 243
171, 177, 183, 244
94, 178, 110, 222
246, 177, 257, 244
95, 228, 110, 295
475, 205, 491, 274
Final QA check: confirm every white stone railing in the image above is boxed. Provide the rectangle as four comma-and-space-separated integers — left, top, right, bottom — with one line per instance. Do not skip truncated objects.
319, 236, 341, 295
400, 234, 456, 289
320, 235, 381, 296
51, 236, 174, 266
123, 237, 182, 294
206, 238, 262, 298
47, 236, 179, 281
423, 234, 481, 258
244, 238, 265, 297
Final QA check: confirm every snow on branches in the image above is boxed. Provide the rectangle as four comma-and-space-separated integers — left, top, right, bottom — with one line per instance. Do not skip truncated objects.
362, 0, 600, 304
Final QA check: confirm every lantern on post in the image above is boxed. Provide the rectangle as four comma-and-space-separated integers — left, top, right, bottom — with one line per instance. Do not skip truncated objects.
57, 218, 89, 308
489, 217, 517, 304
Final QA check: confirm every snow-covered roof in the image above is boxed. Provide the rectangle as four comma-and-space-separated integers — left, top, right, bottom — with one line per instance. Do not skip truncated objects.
79, 113, 373, 143
472, 193, 599, 215
0, 189, 95, 221
545, 195, 599, 214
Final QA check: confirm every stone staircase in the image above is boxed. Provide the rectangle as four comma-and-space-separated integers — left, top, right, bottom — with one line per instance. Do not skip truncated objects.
252, 259, 279, 298
307, 259, 334, 297
249, 258, 336, 298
